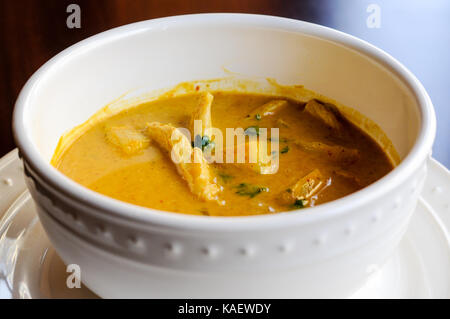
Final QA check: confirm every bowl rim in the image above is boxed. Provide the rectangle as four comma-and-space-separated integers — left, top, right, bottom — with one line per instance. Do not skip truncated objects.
12, 13, 436, 231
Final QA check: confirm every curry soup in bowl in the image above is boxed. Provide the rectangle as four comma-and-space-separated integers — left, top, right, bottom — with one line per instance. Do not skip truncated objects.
52, 79, 395, 217
13, 14, 435, 298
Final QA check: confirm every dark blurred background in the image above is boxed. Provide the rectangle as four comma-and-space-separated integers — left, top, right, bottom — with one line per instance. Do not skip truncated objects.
1, 0, 449, 167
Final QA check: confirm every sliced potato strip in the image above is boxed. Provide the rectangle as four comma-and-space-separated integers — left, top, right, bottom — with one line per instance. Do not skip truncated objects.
304, 99, 343, 132
295, 140, 359, 165
247, 100, 288, 120
146, 122, 222, 203
279, 169, 325, 206
276, 118, 289, 128
224, 139, 278, 175
333, 170, 361, 187
189, 92, 214, 140
104, 126, 149, 155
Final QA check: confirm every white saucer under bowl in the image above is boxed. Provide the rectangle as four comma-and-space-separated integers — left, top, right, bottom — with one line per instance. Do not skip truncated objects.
0, 149, 449, 299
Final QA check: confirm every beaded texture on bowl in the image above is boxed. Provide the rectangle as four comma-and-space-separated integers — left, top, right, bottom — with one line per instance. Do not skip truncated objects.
22, 158, 428, 272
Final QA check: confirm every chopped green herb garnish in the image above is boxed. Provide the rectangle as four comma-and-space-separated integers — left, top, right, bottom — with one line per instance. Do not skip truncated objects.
292, 199, 307, 209
203, 140, 215, 153
218, 173, 234, 183
193, 134, 202, 148
281, 146, 289, 154
244, 126, 260, 136
193, 135, 215, 152
201, 135, 210, 146
255, 114, 261, 121
234, 183, 268, 198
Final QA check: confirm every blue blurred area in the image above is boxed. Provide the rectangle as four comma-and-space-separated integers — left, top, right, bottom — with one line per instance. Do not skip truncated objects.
291, 0, 450, 167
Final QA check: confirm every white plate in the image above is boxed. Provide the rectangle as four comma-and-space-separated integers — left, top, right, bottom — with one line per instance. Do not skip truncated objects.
0, 149, 449, 299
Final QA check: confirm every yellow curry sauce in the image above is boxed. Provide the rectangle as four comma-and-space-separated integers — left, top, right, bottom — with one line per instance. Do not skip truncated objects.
53, 87, 394, 217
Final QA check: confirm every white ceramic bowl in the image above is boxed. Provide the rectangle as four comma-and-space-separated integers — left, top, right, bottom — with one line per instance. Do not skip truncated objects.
13, 14, 435, 298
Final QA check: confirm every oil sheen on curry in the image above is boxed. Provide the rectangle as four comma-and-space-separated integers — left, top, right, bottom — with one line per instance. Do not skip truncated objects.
53, 81, 395, 217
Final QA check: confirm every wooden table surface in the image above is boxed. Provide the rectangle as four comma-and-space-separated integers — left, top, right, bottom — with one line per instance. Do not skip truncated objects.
1, 0, 449, 167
